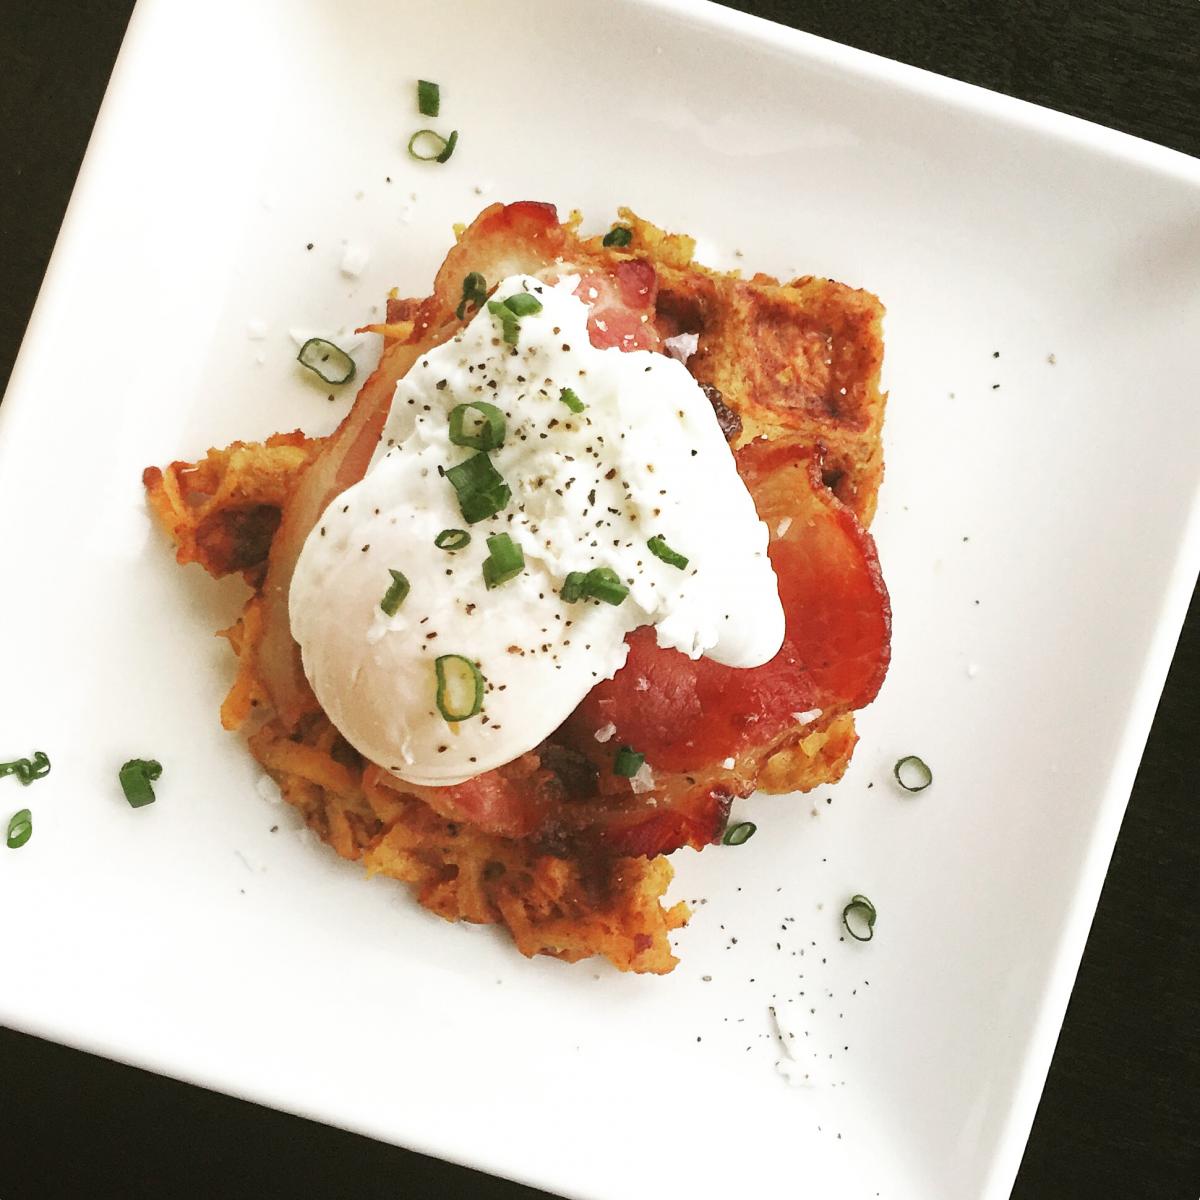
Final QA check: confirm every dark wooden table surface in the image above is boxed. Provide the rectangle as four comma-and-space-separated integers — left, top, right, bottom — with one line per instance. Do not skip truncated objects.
2, 3, 1197, 1197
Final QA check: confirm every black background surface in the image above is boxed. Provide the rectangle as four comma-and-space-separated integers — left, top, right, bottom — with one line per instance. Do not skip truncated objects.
2, 3, 1197, 1197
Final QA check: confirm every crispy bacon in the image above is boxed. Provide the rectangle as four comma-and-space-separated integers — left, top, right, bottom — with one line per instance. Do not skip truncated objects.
576, 259, 660, 351
572, 439, 890, 776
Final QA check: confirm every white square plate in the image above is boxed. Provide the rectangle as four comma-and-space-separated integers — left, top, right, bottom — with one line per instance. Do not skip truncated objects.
3, 2, 1198, 1197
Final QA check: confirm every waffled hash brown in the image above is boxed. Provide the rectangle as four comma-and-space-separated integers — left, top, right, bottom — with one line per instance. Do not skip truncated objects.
144, 206, 887, 974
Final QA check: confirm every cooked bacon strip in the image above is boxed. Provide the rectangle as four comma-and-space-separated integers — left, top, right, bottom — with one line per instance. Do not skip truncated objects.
258, 203, 567, 727
575, 440, 889, 772
575, 259, 660, 351
563, 438, 891, 854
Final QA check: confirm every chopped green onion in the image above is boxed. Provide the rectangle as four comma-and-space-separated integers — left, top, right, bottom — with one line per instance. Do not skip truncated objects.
486, 293, 542, 345
482, 532, 525, 589
380, 569, 410, 616
842, 894, 877, 941
444, 452, 511, 523
487, 299, 521, 345
448, 400, 506, 451
502, 292, 542, 317
558, 387, 585, 413
456, 271, 488, 320
435, 528, 471, 551
435, 655, 485, 722
6, 808, 32, 849
560, 571, 587, 603
436, 129, 459, 162
647, 535, 689, 570
613, 746, 644, 777
407, 128, 458, 163
119, 759, 162, 809
723, 821, 757, 846
893, 755, 932, 792
583, 566, 629, 606
602, 225, 633, 248
297, 338, 356, 386
417, 79, 440, 117
0, 750, 50, 787
560, 566, 629, 606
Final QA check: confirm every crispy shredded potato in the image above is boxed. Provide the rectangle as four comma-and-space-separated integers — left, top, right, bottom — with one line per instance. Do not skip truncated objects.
144, 210, 886, 973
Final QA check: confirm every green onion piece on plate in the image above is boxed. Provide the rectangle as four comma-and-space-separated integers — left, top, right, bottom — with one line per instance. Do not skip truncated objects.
407, 128, 458, 163
417, 79, 440, 117
558, 387, 585, 413
380, 569, 410, 616
444, 452, 511, 523
647, 534, 689, 570
482, 532, 525, 589
842, 894, 877, 941
613, 745, 644, 777
435, 655, 485, 722
0, 750, 51, 786
723, 821, 757, 846
448, 400, 506, 451
119, 759, 162, 809
893, 755, 932, 792
297, 338, 356, 386
435, 528, 471, 551
602, 225, 633, 248
6, 808, 32, 849
456, 271, 488, 320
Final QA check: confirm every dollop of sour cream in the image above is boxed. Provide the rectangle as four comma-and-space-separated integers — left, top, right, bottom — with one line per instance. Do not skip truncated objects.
289, 275, 784, 785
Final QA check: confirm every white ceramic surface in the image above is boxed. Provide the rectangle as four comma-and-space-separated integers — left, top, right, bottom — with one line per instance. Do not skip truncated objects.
2, 2, 1198, 1197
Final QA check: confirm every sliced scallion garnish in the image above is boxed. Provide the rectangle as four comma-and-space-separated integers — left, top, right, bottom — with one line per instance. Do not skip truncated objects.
417, 79, 440, 118
613, 745, 644, 777
602, 225, 633, 248
487, 299, 520, 345
723, 821, 757, 846
0, 750, 50, 787
560, 571, 586, 603
435, 528, 470, 551
842, 894, 877, 941
560, 566, 629, 606
435, 655, 485, 722
486, 293, 543, 345
893, 755, 932, 792
444, 452, 511, 523
647, 535, 689, 570
558, 387, 585, 413
6, 808, 32, 849
407, 128, 459, 163
456, 271, 488, 320
502, 292, 542, 317
297, 338, 356, 386
380, 569, 410, 616
449, 400, 506, 451
119, 759, 162, 809
582, 566, 628, 606
482, 533, 525, 589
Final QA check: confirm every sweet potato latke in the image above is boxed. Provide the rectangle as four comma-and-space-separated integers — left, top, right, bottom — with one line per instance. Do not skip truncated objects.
144, 204, 888, 974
